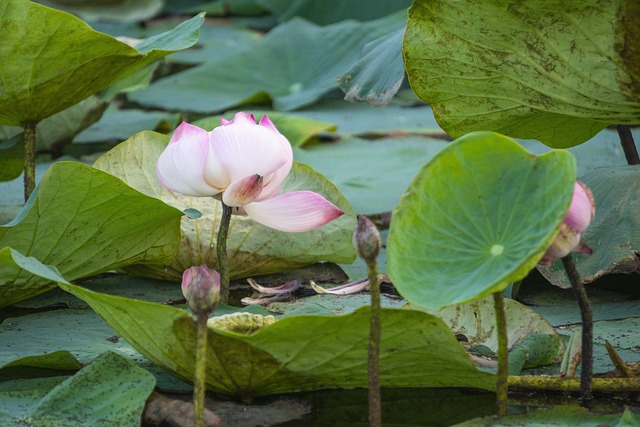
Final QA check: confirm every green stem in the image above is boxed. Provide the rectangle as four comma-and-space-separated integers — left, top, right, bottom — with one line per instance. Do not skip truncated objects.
22, 121, 38, 202
493, 291, 509, 416
562, 254, 593, 406
367, 259, 381, 427
193, 313, 208, 427
216, 201, 232, 304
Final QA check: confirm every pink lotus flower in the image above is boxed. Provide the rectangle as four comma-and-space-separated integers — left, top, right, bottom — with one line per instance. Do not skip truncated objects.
539, 181, 595, 266
156, 112, 344, 232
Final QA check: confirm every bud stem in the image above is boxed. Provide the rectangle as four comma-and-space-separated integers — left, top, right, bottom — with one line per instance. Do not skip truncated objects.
216, 201, 233, 304
193, 313, 209, 427
493, 291, 509, 416
367, 255, 381, 427
22, 121, 38, 202
562, 254, 593, 406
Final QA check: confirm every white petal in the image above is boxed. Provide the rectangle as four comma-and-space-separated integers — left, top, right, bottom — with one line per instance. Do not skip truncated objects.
243, 191, 344, 232
156, 122, 221, 196
209, 112, 292, 184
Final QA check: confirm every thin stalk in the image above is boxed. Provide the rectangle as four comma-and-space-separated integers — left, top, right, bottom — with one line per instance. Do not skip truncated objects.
22, 121, 37, 202
216, 201, 233, 304
367, 256, 381, 427
193, 313, 208, 427
616, 125, 639, 165
562, 254, 593, 406
493, 291, 509, 416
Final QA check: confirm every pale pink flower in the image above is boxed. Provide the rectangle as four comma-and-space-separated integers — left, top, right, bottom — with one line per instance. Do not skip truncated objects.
157, 112, 344, 232
539, 181, 595, 266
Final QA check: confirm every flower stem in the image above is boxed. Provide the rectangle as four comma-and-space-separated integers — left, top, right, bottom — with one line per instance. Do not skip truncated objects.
216, 201, 232, 304
193, 312, 208, 427
22, 121, 38, 202
616, 125, 639, 165
493, 291, 509, 416
562, 254, 593, 406
367, 257, 381, 427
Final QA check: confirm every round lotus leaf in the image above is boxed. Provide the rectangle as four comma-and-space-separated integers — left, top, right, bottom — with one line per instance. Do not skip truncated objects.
387, 131, 576, 310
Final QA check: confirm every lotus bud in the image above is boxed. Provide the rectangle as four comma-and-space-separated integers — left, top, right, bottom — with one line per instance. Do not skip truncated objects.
539, 181, 595, 266
355, 215, 381, 263
181, 265, 221, 314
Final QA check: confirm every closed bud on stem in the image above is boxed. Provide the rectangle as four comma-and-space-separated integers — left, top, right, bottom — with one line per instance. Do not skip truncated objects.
182, 265, 221, 315
355, 215, 381, 263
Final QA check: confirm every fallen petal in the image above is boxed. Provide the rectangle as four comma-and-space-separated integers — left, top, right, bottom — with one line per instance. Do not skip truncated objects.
244, 191, 344, 232
310, 279, 369, 295
247, 278, 301, 295
241, 294, 289, 305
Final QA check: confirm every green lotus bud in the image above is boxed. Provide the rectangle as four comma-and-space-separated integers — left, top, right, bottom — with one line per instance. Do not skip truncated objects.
181, 265, 221, 314
355, 215, 381, 262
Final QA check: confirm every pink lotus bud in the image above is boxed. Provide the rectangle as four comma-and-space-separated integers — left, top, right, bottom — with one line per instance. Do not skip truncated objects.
355, 215, 381, 262
539, 181, 595, 266
181, 265, 221, 314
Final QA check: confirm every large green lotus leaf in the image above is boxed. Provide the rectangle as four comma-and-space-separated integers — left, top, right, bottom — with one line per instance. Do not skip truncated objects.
0, 163, 183, 308
0, 352, 155, 427
256, 0, 412, 25
60, 282, 495, 399
74, 105, 179, 144
35, 0, 163, 23
194, 112, 337, 148
93, 131, 356, 280
0, 351, 81, 380
338, 28, 405, 106
0, 0, 203, 126
143, 19, 260, 65
403, 0, 640, 148
539, 166, 640, 288
0, 138, 22, 182
0, 96, 108, 152
128, 13, 407, 113
387, 132, 576, 310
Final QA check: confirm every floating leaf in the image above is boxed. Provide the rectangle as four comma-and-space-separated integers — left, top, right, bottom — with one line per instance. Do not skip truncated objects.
194, 112, 337, 147
35, 0, 163, 23
129, 13, 407, 112
0, 352, 155, 427
428, 296, 563, 373
338, 28, 405, 106
539, 166, 640, 288
60, 282, 495, 399
93, 131, 356, 280
403, 0, 640, 148
256, 0, 412, 25
0, 162, 183, 307
0, 0, 203, 126
457, 405, 636, 426
387, 132, 576, 310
